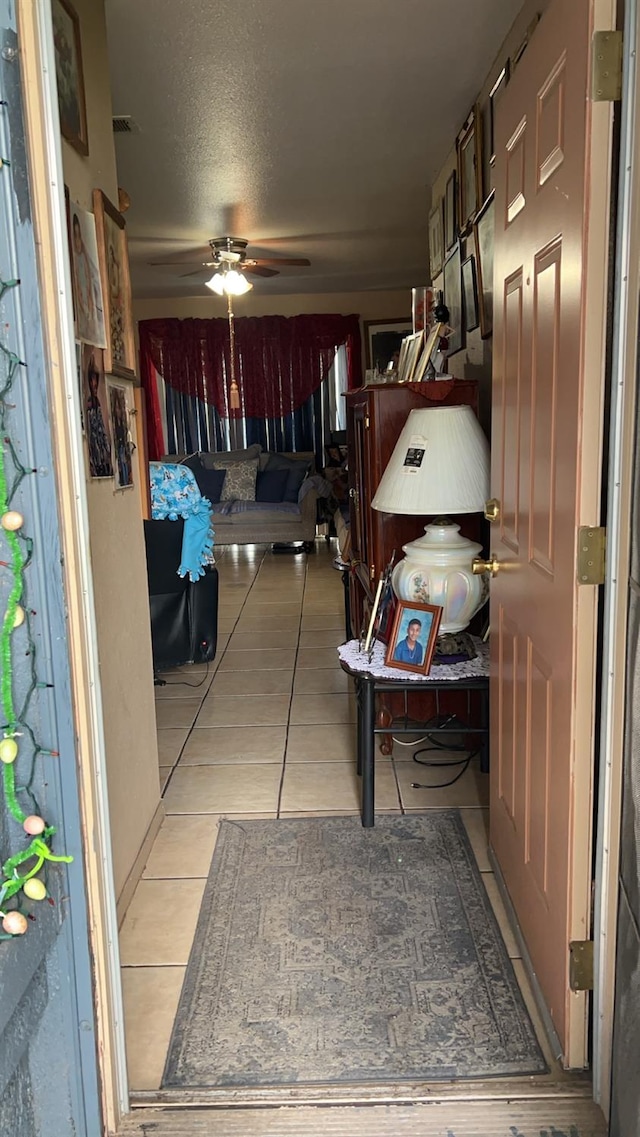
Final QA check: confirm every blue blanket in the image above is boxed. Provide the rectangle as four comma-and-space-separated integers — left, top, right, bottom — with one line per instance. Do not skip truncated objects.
150, 462, 214, 581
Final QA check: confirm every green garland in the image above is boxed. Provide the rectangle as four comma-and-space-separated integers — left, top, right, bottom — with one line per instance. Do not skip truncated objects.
0, 271, 72, 936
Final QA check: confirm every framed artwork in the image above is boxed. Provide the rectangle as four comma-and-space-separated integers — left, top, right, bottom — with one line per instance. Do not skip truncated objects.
52, 0, 88, 156
92, 189, 137, 380
364, 318, 412, 374
443, 244, 464, 356
385, 600, 442, 675
108, 381, 135, 489
473, 191, 496, 339
81, 344, 113, 479
69, 203, 107, 349
457, 106, 483, 234
412, 286, 433, 334
397, 331, 424, 383
412, 322, 444, 383
461, 255, 479, 333
444, 171, 457, 251
489, 63, 510, 166
428, 201, 444, 278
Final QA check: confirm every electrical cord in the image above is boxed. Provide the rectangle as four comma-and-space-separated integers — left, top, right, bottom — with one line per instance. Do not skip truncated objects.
407, 713, 480, 790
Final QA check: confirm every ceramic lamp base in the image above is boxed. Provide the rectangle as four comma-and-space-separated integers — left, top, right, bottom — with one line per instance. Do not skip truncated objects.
391, 520, 489, 635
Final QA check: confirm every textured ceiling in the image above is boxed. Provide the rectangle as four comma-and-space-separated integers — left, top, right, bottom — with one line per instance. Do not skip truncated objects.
105, 0, 523, 299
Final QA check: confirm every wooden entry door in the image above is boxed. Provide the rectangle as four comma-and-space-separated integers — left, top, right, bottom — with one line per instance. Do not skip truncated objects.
490, 0, 615, 1066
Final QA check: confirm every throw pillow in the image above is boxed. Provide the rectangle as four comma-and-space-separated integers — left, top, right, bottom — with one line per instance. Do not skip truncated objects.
264, 451, 311, 474
284, 464, 309, 503
216, 457, 258, 502
192, 466, 226, 504
201, 443, 262, 470
181, 453, 203, 474
256, 469, 289, 503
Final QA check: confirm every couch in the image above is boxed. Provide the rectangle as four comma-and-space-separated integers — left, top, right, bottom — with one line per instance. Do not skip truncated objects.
162, 444, 320, 547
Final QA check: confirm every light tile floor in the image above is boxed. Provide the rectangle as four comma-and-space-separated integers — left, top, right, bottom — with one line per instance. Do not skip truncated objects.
120, 540, 555, 1092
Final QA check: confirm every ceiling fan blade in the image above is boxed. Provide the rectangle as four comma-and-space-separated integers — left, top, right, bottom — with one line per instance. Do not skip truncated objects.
149, 247, 213, 266
251, 257, 311, 267
179, 268, 212, 278
245, 265, 279, 277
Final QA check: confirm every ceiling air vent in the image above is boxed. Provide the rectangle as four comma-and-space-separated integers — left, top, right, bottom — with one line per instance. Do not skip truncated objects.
112, 116, 140, 135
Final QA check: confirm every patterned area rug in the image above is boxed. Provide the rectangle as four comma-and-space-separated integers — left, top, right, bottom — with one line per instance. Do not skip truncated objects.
163, 813, 547, 1087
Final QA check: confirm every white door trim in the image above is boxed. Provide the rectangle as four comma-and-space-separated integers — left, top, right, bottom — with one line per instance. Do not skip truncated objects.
593, 0, 640, 1115
18, 1, 128, 1130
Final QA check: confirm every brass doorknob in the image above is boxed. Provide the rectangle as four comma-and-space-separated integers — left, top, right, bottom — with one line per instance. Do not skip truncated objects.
472, 554, 501, 577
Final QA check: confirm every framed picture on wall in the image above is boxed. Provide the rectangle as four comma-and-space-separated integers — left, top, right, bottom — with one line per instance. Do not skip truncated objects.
461, 255, 479, 333
473, 191, 495, 339
412, 286, 433, 333
81, 345, 113, 479
68, 203, 107, 349
457, 105, 483, 234
52, 0, 88, 156
444, 171, 457, 251
364, 318, 412, 374
92, 189, 137, 380
443, 243, 463, 356
428, 201, 445, 277
108, 380, 135, 490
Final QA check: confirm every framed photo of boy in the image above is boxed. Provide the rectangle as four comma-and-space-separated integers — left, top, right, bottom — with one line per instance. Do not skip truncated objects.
385, 600, 442, 675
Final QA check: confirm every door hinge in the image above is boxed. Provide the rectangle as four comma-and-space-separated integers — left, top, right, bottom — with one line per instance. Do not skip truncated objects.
591, 30, 623, 102
569, 940, 594, 991
577, 526, 606, 585
364, 415, 370, 429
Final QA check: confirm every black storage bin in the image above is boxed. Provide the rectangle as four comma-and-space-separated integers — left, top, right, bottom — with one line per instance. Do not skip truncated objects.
143, 518, 218, 670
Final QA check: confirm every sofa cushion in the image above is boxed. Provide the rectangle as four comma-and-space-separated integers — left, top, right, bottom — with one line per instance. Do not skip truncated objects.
263, 451, 311, 474
284, 464, 309, 503
217, 457, 258, 502
192, 466, 226, 504
256, 469, 289, 502
201, 443, 262, 469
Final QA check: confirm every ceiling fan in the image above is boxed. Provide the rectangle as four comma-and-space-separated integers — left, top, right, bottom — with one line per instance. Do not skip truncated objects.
150, 236, 311, 280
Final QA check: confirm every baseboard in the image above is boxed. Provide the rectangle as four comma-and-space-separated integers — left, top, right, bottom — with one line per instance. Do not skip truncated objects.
116, 798, 165, 928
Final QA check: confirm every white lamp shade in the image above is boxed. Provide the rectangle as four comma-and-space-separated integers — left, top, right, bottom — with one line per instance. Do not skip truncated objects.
371, 405, 490, 516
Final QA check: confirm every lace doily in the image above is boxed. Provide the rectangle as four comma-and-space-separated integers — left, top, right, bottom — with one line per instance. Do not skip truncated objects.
338, 637, 489, 682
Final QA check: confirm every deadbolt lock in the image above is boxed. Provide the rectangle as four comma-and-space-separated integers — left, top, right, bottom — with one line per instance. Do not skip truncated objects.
485, 498, 501, 522
472, 555, 501, 577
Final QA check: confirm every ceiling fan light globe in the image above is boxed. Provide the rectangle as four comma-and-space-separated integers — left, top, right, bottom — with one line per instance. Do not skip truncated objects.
205, 273, 226, 295
225, 270, 252, 295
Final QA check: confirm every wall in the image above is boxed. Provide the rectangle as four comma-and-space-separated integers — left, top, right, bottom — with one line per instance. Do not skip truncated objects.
428, 0, 550, 433
62, 0, 160, 900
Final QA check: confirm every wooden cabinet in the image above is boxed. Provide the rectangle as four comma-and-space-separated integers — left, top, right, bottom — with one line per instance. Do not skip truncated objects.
346, 380, 479, 638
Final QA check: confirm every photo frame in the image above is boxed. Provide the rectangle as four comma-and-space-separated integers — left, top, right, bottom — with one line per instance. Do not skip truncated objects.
412, 286, 433, 334
461, 255, 479, 333
412, 322, 444, 383
443, 244, 464, 356
107, 380, 135, 490
397, 331, 424, 383
68, 203, 107, 349
489, 63, 510, 166
473, 191, 495, 339
52, 0, 88, 156
92, 189, 137, 380
444, 171, 457, 251
384, 600, 442, 675
456, 105, 483, 235
364, 318, 412, 374
81, 345, 113, 479
363, 556, 396, 655
428, 201, 444, 278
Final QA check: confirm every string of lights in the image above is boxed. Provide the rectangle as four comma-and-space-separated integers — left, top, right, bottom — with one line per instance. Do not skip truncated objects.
0, 201, 72, 937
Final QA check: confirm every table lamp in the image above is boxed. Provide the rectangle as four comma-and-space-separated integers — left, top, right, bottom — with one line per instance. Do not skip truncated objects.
371, 405, 490, 658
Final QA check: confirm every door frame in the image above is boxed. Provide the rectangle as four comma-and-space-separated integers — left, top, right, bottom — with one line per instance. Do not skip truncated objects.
18, 1, 128, 1131
593, 0, 640, 1115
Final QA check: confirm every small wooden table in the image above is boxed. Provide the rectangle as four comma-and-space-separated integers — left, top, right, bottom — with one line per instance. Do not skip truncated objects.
338, 639, 489, 828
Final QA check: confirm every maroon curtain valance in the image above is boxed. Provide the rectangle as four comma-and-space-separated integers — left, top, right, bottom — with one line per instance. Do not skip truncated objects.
139, 313, 362, 420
